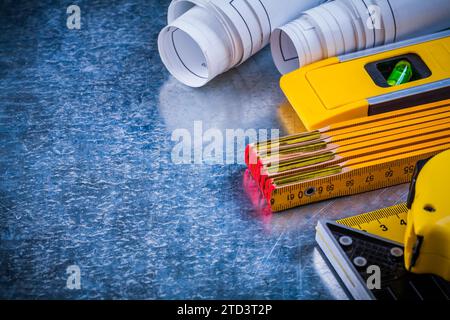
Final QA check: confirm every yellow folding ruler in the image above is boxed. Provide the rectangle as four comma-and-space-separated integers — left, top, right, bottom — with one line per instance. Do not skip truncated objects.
245, 99, 450, 212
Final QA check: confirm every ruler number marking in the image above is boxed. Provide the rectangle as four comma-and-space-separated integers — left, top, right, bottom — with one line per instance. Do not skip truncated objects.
385, 168, 393, 178
365, 174, 374, 183
403, 165, 415, 175
270, 151, 442, 211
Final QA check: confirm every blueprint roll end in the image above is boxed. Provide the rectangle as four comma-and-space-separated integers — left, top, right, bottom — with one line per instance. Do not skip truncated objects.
158, 25, 211, 88
270, 28, 300, 75
270, 17, 323, 74
158, 5, 231, 87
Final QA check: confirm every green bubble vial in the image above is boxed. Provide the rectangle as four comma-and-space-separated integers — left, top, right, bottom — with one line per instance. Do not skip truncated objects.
387, 60, 413, 86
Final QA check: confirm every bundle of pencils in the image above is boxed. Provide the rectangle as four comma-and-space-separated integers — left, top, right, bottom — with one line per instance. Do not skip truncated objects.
245, 99, 450, 212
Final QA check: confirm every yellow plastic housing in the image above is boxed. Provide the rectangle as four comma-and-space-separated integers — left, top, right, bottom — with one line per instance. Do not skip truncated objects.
404, 150, 450, 281
280, 35, 450, 130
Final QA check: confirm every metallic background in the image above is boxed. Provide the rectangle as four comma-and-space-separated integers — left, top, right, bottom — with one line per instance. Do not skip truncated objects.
0, 0, 409, 299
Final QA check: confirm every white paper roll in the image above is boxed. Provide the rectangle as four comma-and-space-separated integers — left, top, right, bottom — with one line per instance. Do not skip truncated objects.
271, 0, 450, 74
158, 0, 326, 87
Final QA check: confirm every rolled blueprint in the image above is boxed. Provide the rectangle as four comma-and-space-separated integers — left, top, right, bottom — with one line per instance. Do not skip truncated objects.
158, 0, 326, 87
271, 0, 450, 74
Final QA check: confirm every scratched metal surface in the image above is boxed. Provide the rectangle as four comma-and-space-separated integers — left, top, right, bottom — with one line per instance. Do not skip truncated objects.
0, 0, 409, 299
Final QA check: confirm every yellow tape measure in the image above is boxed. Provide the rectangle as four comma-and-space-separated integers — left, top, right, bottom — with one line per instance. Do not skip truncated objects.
269, 151, 439, 212
336, 203, 408, 243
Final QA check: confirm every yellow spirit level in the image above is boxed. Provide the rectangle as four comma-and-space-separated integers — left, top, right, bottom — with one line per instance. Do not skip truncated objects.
280, 30, 450, 130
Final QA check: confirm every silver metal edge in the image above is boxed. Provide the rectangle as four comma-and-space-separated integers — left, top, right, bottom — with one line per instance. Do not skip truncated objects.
367, 78, 450, 105
315, 220, 375, 300
338, 30, 450, 62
